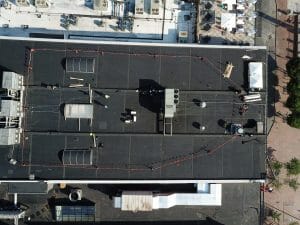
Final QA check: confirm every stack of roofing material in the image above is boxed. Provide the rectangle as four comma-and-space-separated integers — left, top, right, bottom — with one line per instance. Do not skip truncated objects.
64, 104, 94, 119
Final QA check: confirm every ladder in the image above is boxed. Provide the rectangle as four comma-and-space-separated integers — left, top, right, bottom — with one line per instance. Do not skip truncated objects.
163, 117, 173, 136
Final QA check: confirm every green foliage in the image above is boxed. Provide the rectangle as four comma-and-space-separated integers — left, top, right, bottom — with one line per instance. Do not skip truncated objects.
271, 161, 282, 176
286, 57, 300, 79
286, 58, 300, 128
289, 222, 299, 225
287, 113, 300, 128
271, 210, 281, 223
285, 158, 300, 175
288, 178, 300, 191
271, 179, 283, 190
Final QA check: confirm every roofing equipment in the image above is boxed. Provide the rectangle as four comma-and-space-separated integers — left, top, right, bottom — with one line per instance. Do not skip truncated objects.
150, 0, 160, 15
164, 89, 179, 118
0, 128, 21, 145
55, 205, 95, 222
2, 72, 23, 91
135, 0, 144, 14
64, 104, 94, 119
113, 182, 222, 212
62, 149, 93, 166
94, 0, 108, 11
248, 62, 263, 90
223, 62, 234, 78
221, 13, 236, 31
0, 100, 21, 118
243, 93, 262, 102
66, 57, 95, 73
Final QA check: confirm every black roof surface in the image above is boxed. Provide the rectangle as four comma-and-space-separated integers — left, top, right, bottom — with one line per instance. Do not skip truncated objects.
9, 183, 261, 225
0, 40, 267, 180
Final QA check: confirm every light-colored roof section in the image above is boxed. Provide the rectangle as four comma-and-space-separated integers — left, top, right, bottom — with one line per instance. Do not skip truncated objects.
221, 13, 236, 31
288, 0, 300, 14
64, 104, 94, 119
0, 100, 20, 117
121, 191, 153, 212
2, 72, 22, 90
164, 89, 176, 118
248, 62, 263, 89
114, 183, 222, 211
0, 0, 196, 43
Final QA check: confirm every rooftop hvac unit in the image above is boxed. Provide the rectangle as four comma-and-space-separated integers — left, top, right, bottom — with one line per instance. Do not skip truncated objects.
2, 72, 23, 91
248, 62, 263, 90
16, 0, 30, 6
164, 89, 179, 118
150, 0, 160, 15
34, 0, 48, 8
0, 128, 21, 145
0, 100, 21, 118
94, 0, 108, 11
55, 205, 95, 222
135, 0, 144, 15
256, 121, 264, 134
178, 31, 188, 43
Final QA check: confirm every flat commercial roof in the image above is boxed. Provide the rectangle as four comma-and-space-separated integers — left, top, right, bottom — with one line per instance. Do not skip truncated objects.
9, 183, 262, 225
0, 39, 267, 180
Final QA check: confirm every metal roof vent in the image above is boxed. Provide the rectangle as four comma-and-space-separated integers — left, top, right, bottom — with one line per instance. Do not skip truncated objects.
69, 189, 82, 202
200, 102, 207, 108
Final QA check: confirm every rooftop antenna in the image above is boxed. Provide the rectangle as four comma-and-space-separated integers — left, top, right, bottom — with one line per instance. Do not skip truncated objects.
88, 84, 94, 128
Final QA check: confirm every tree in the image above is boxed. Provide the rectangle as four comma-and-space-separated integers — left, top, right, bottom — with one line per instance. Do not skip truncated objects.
271, 179, 283, 190
288, 178, 300, 191
271, 210, 281, 223
271, 161, 282, 176
287, 113, 300, 128
286, 57, 300, 79
286, 58, 300, 128
285, 158, 300, 175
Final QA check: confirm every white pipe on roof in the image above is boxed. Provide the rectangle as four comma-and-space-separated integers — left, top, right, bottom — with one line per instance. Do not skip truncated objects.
153, 183, 222, 208
114, 182, 222, 211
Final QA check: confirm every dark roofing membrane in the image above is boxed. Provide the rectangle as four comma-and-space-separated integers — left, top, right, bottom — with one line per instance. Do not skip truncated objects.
0, 40, 267, 180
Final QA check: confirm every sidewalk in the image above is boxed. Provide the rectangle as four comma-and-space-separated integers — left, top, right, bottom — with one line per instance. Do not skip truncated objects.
265, 0, 300, 224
